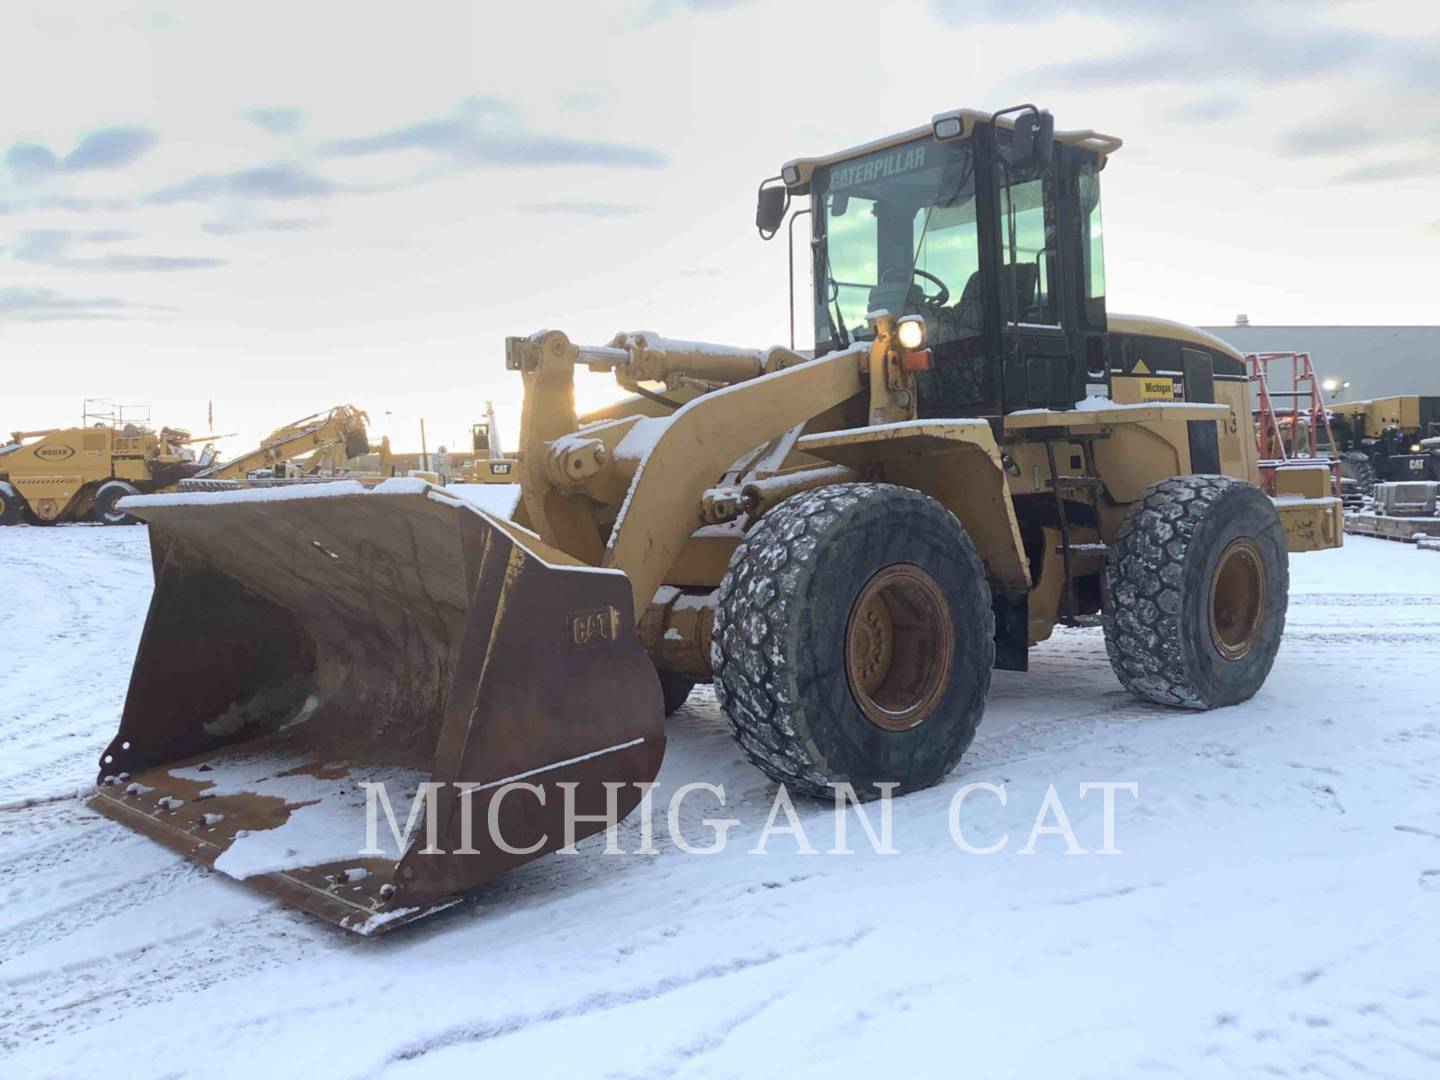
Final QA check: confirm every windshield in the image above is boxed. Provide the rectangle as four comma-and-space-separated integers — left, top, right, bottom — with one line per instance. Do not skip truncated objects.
814, 137, 981, 352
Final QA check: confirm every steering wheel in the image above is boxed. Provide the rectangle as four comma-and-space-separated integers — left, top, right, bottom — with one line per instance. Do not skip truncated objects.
880, 267, 950, 307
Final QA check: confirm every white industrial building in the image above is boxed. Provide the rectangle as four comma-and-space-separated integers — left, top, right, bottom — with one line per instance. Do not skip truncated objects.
1201, 322, 1440, 402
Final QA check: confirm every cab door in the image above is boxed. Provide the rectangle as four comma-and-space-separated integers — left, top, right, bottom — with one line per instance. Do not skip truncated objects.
995, 154, 1074, 410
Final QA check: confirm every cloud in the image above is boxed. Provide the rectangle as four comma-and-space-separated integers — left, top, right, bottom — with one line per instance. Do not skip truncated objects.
560, 91, 606, 112
1168, 94, 1247, 124
320, 99, 668, 169
988, 4, 1438, 96
74, 253, 227, 272
525, 201, 642, 217
2, 97, 668, 229
147, 163, 341, 204
11, 229, 137, 260
1333, 159, 1440, 184
63, 125, 160, 171
1277, 126, 1384, 156
247, 108, 304, 135
5, 142, 58, 183
3, 126, 159, 185
630, 0, 747, 26
931, 0, 1261, 23
0, 193, 129, 215
0, 286, 172, 321
319, 97, 515, 156
9, 228, 225, 272
201, 215, 325, 235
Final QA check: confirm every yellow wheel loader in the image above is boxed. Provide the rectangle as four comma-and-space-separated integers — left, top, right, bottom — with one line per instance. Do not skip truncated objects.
91, 106, 1342, 933
0, 413, 215, 526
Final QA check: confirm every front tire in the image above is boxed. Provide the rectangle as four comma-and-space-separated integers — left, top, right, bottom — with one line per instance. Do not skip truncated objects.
713, 483, 994, 797
1104, 475, 1288, 710
0, 482, 22, 526
91, 480, 141, 525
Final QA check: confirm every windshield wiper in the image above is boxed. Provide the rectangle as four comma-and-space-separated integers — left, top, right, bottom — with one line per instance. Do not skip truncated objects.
820, 247, 850, 348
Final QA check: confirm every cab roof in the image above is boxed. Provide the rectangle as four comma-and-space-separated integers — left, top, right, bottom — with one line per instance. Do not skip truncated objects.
780, 107, 1122, 193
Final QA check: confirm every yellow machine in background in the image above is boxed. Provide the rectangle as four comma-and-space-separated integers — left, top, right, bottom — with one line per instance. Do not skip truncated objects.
183, 405, 371, 487
1326, 396, 1440, 490
454, 401, 520, 483
0, 404, 217, 526
1, 403, 376, 521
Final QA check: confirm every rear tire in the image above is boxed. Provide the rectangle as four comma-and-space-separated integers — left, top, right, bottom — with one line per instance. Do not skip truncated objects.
1103, 475, 1288, 710
0, 482, 22, 526
658, 671, 696, 716
1340, 451, 1375, 496
92, 480, 141, 525
713, 483, 994, 798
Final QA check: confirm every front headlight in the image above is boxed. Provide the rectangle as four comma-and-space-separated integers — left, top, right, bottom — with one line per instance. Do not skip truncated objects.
1411, 444, 1423, 454
896, 315, 926, 351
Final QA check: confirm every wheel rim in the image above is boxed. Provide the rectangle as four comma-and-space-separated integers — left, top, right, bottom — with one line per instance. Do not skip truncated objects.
844, 564, 954, 732
1209, 538, 1267, 660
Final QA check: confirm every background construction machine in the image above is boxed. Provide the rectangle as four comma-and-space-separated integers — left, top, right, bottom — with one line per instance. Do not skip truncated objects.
0, 403, 216, 526
453, 401, 521, 483
1326, 396, 1440, 492
182, 405, 371, 488
92, 105, 1342, 933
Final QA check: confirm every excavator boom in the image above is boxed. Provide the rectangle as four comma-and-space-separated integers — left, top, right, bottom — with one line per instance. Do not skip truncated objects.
192, 405, 371, 483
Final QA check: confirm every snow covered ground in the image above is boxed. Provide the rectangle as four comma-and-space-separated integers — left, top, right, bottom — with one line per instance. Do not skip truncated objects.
2, 525, 1439, 1078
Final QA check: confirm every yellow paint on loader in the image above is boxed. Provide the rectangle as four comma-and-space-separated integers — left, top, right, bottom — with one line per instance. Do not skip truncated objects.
87, 105, 1344, 932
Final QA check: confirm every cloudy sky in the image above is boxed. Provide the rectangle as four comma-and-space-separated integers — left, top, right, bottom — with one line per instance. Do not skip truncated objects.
2, 0, 1437, 452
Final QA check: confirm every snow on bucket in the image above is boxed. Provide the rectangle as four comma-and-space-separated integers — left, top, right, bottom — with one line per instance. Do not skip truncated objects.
91, 480, 665, 933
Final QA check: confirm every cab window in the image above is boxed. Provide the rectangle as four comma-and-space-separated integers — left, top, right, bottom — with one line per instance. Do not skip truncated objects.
1079, 159, 1106, 327
998, 164, 1059, 326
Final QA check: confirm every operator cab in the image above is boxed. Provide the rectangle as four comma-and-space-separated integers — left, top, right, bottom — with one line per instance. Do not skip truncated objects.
758, 107, 1121, 415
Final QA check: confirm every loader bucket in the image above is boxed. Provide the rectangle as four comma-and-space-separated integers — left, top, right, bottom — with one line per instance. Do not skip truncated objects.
90, 479, 665, 934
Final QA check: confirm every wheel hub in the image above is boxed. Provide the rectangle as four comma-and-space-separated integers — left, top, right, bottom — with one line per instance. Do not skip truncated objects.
845, 564, 954, 732
1209, 538, 1267, 660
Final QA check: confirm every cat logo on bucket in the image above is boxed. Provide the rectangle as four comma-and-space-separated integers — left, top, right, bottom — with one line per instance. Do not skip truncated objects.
568, 606, 619, 649
35, 444, 76, 461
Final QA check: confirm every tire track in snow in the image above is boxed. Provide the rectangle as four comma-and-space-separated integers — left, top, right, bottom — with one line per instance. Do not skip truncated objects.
0, 528, 151, 804
0, 906, 328, 1055
0, 749, 112, 808
1289, 593, 1440, 606
369, 927, 873, 1075
0, 862, 202, 964
0, 816, 145, 888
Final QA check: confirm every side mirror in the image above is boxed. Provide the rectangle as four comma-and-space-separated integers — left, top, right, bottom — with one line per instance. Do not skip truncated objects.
755, 184, 788, 239
1012, 109, 1055, 170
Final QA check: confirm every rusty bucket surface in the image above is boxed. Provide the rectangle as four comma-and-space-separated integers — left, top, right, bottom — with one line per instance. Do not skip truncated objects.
90, 480, 664, 933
